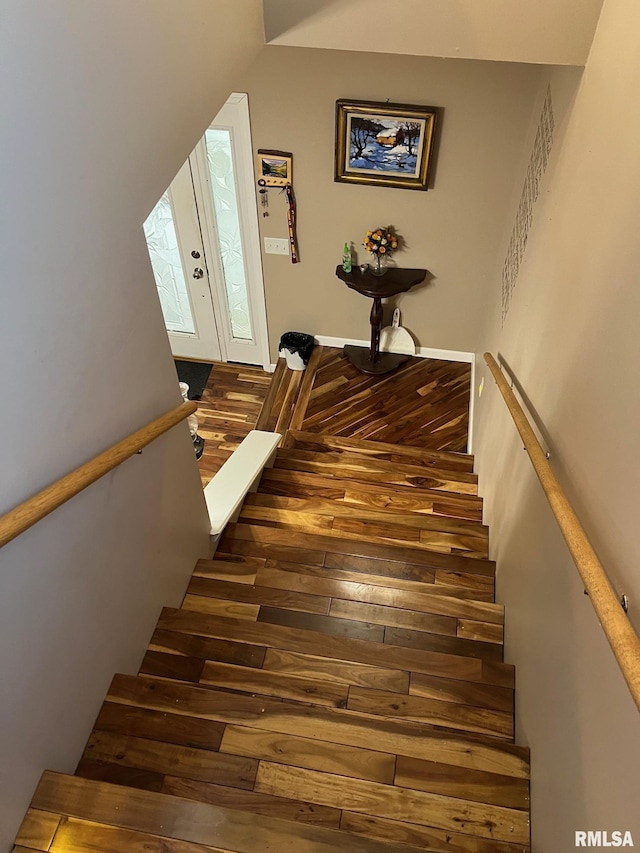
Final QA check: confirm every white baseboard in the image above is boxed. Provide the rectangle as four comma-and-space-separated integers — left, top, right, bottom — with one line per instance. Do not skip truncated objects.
468, 358, 476, 455
313, 335, 474, 364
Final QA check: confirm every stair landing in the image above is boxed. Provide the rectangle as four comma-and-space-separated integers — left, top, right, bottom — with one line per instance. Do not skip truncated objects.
257, 346, 472, 453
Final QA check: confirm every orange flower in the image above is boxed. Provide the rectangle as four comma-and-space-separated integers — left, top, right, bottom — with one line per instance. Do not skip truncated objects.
363, 227, 400, 256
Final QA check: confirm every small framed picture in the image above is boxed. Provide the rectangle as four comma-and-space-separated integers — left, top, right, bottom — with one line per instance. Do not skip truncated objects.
335, 99, 438, 191
256, 149, 293, 187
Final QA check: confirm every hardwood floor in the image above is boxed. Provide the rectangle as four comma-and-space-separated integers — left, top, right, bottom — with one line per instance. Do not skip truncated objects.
194, 361, 271, 488
195, 347, 471, 489
13, 352, 531, 852
258, 346, 472, 452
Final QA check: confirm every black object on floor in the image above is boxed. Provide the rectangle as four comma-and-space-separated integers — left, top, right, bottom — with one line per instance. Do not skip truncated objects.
193, 434, 205, 460
174, 360, 213, 399
279, 332, 315, 365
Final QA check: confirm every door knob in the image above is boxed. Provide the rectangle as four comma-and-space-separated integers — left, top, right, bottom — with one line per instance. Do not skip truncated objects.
193, 268, 204, 279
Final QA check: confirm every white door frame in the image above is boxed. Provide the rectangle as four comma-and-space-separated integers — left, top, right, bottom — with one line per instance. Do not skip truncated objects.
191, 93, 271, 370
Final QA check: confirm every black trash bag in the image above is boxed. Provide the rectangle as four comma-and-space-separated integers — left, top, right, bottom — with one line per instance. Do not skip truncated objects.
279, 332, 315, 366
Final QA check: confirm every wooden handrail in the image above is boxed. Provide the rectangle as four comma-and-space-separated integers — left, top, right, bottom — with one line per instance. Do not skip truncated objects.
0, 401, 198, 549
485, 353, 640, 712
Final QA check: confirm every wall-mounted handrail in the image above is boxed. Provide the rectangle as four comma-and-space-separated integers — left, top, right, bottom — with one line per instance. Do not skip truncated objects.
0, 401, 198, 550
485, 352, 640, 712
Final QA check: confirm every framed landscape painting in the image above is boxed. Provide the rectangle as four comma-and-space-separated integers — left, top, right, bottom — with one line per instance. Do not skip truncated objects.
257, 149, 293, 187
335, 99, 438, 191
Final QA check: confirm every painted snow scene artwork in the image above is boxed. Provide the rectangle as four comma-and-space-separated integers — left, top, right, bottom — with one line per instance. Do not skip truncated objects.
348, 114, 425, 177
335, 100, 437, 190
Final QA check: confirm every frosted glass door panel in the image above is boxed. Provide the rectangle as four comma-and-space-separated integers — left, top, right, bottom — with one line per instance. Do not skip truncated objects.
205, 128, 252, 341
144, 193, 195, 334
145, 94, 268, 367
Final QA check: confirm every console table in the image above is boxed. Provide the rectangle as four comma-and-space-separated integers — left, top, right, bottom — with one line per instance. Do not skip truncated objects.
336, 265, 426, 374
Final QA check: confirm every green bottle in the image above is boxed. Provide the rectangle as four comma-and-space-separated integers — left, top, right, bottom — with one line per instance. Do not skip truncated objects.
342, 242, 352, 273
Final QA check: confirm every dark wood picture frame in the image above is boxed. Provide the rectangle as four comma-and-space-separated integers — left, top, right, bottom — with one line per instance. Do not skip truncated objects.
335, 99, 438, 191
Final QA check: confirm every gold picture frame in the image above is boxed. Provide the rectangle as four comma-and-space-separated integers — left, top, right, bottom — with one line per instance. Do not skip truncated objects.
335, 99, 438, 191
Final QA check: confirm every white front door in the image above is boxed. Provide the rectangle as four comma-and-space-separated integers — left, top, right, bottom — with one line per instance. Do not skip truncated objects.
144, 159, 222, 361
144, 94, 270, 368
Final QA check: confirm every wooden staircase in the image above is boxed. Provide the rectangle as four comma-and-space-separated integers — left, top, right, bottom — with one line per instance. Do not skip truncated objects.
14, 431, 530, 853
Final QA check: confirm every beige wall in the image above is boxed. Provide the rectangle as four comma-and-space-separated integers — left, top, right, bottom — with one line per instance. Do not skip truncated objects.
264, 0, 604, 66
474, 0, 640, 846
0, 2, 263, 848
241, 47, 543, 361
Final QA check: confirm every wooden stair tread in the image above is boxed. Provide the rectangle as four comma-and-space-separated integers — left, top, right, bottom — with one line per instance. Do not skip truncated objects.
233, 512, 489, 560
140, 623, 507, 737
76, 764, 348, 829
220, 523, 496, 576
274, 448, 479, 495
197, 555, 495, 602
157, 607, 513, 687
148, 624, 510, 714
28, 771, 432, 853
140, 646, 512, 740
82, 726, 395, 790
106, 673, 528, 777
193, 557, 266, 585
255, 762, 528, 845
276, 445, 478, 482
186, 575, 332, 616
141, 649, 354, 708
149, 628, 411, 695
345, 686, 513, 740
87, 701, 524, 811
240, 493, 488, 558
244, 492, 488, 539
68, 740, 527, 843
259, 467, 484, 522
254, 606, 501, 663
182, 573, 503, 664
340, 812, 529, 853
188, 570, 503, 630
284, 429, 475, 471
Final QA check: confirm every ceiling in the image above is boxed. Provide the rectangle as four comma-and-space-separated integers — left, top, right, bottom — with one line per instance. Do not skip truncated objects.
263, 0, 605, 66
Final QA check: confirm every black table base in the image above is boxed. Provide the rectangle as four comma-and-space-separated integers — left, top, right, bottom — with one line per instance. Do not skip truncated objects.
336, 265, 426, 376
343, 345, 411, 375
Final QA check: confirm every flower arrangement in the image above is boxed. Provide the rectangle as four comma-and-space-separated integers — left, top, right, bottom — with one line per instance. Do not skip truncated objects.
362, 226, 399, 275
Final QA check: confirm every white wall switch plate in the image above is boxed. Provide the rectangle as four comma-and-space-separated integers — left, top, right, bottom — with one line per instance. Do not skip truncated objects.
264, 237, 290, 255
